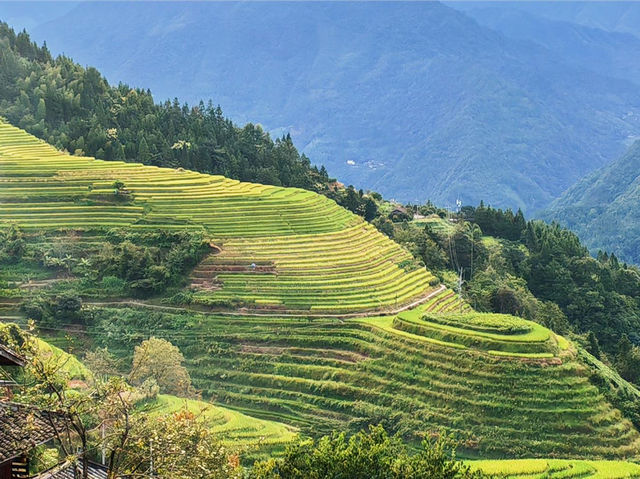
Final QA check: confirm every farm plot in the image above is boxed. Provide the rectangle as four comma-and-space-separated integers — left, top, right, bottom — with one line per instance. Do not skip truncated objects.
84, 307, 640, 460
391, 310, 562, 357
0, 120, 434, 313
468, 459, 640, 478
142, 394, 297, 457
422, 287, 472, 313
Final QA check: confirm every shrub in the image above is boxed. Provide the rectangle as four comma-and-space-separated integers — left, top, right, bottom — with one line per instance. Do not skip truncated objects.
249, 425, 484, 479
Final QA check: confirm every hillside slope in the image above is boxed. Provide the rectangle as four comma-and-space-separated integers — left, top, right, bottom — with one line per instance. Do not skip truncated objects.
451, 4, 640, 87
0, 119, 435, 313
16, 1, 640, 211
3, 124, 640, 461
84, 304, 640, 459
447, 2, 640, 39
543, 141, 640, 264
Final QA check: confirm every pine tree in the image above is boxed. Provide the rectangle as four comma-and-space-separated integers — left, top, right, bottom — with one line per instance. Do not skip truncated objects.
36, 98, 46, 121
587, 331, 601, 359
364, 197, 378, 222
138, 136, 151, 163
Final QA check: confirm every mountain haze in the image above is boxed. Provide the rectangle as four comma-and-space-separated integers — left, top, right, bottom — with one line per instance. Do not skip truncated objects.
448, 1, 640, 40
450, 4, 640, 88
11, 1, 640, 212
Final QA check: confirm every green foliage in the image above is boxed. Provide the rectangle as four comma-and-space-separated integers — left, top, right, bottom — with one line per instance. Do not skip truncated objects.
0, 223, 26, 263
52, 291, 82, 322
20, 292, 83, 324
129, 337, 194, 396
613, 335, 640, 385
325, 186, 381, 222
249, 425, 483, 479
0, 24, 330, 192
90, 230, 209, 296
586, 331, 601, 359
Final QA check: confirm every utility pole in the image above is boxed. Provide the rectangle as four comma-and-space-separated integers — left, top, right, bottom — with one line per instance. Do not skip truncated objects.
101, 423, 105, 465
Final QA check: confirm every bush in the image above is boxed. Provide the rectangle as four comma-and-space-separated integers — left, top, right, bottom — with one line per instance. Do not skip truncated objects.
249, 425, 484, 479
0, 224, 25, 264
53, 292, 83, 322
100, 276, 127, 296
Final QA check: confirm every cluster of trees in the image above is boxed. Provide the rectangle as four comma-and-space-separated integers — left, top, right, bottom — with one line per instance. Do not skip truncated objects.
0, 24, 330, 192
250, 426, 484, 479
90, 230, 210, 296
27, 228, 209, 297
0, 223, 26, 263
326, 186, 380, 221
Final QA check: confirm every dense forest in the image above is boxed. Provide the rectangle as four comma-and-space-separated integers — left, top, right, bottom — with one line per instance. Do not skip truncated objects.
0, 24, 330, 191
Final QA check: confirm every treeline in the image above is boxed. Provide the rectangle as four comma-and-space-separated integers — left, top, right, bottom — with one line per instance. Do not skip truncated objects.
381, 203, 640, 366
0, 24, 330, 191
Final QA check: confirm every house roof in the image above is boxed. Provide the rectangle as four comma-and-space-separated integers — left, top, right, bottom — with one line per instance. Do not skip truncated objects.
0, 344, 25, 367
390, 206, 408, 215
0, 401, 64, 464
34, 460, 108, 479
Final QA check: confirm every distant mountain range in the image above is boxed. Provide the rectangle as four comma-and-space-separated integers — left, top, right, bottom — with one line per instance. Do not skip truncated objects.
448, 1, 640, 39
2, 1, 640, 214
542, 140, 640, 264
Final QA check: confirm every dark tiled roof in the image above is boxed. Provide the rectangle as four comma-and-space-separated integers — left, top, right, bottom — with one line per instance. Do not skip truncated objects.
34, 461, 108, 479
0, 401, 64, 463
0, 344, 25, 367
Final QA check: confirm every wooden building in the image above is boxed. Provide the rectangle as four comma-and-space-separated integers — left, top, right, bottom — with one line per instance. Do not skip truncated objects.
0, 342, 107, 479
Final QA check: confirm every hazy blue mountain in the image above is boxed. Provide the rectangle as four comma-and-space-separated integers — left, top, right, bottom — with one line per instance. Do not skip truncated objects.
3, 1, 640, 211
449, 4, 640, 87
0, 2, 77, 31
450, 1, 640, 39
543, 141, 640, 264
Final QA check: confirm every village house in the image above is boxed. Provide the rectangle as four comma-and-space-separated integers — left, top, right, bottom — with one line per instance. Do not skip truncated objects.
0, 343, 106, 479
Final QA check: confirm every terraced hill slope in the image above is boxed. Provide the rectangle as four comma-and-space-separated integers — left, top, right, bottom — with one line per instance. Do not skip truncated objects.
143, 394, 297, 457
469, 459, 640, 478
84, 306, 640, 459
4, 118, 640, 465
0, 120, 435, 313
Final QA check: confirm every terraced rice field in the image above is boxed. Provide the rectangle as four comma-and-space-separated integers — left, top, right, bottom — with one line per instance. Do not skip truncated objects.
143, 394, 297, 456
468, 459, 640, 478
86, 307, 640, 459
0, 120, 435, 312
391, 310, 564, 357
422, 287, 472, 313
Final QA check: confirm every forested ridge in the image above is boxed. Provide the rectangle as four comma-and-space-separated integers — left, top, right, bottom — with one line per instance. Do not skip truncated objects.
0, 24, 330, 191
543, 140, 640, 265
